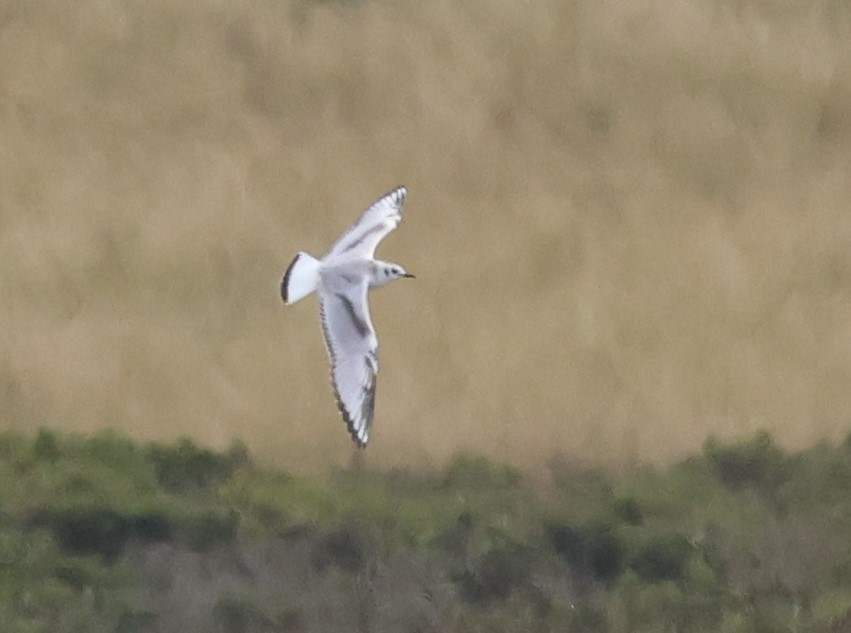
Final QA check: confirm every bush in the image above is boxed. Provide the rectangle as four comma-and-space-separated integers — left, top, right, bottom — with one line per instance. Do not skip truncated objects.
310, 525, 366, 573
177, 509, 239, 551
703, 432, 790, 494
547, 520, 625, 583
613, 497, 644, 526
47, 508, 133, 560
778, 440, 851, 509
630, 532, 694, 583
84, 431, 146, 470
36, 507, 172, 560
147, 438, 238, 493
131, 512, 172, 541
455, 543, 534, 604
33, 428, 61, 462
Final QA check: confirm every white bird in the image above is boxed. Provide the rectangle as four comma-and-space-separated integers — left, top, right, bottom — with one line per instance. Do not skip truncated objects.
280, 187, 414, 447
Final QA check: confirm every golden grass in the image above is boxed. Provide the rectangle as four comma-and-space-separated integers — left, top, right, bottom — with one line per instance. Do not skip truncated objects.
1, 0, 850, 471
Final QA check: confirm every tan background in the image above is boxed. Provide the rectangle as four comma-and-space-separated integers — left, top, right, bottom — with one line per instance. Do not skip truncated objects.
2, 0, 850, 472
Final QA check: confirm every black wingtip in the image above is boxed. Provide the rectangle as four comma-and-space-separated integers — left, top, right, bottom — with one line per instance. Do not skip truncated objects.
331, 374, 375, 449
346, 399, 373, 448
280, 253, 301, 304
382, 186, 406, 206
336, 398, 369, 448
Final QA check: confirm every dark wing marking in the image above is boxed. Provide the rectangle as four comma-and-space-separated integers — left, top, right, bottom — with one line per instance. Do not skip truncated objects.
335, 293, 370, 338
325, 187, 406, 260
318, 280, 378, 446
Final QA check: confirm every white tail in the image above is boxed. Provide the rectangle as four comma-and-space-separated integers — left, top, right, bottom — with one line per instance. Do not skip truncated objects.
280, 252, 321, 305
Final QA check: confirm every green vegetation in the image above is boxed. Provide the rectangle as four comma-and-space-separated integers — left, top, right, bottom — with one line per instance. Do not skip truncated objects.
2, 0, 851, 471
1, 429, 849, 632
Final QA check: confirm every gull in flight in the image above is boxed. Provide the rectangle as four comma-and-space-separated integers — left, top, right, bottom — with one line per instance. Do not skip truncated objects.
280, 187, 414, 447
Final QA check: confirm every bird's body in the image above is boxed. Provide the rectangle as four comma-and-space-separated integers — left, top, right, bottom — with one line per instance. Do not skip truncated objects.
280, 187, 413, 447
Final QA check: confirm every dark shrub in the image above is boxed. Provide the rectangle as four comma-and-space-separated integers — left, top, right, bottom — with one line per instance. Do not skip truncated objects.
476, 544, 534, 600
613, 497, 644, 526
131, 512, 172, 541
148, 438, 237, 493
630, 532, 693, 582
34, 506, 172, 560
703, 431, 790, 494
225, 439, 252, 470
50, 508, 132, 560
548, 523, 584, 563
33, 428, 61, 461
311, 526, 366, 573
455, 543, 534, 604
780, 440, 851, 508
436, 511, 475, 558
179, 510, 239, 551
547, 521, 625, 583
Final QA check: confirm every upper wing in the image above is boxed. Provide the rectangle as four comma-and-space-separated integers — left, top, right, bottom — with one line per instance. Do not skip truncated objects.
318, 277, 379, 446
324, 187, 407, 260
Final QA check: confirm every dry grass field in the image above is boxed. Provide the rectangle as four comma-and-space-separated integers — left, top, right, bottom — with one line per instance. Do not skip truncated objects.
1, 0, 850, 472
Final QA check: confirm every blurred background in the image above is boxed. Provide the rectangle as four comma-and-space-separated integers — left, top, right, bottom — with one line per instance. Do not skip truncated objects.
1, 0, 850, 473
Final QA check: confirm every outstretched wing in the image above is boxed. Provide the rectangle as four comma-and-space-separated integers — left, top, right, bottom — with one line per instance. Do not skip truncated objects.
324, 187, 407, 260
317, 277, 378, 446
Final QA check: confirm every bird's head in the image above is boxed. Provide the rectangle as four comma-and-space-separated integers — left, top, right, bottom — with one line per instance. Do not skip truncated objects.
374, 262, 415, 286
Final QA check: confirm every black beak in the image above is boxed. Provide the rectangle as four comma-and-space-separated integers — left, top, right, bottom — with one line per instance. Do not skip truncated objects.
403, 273, 416, 279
